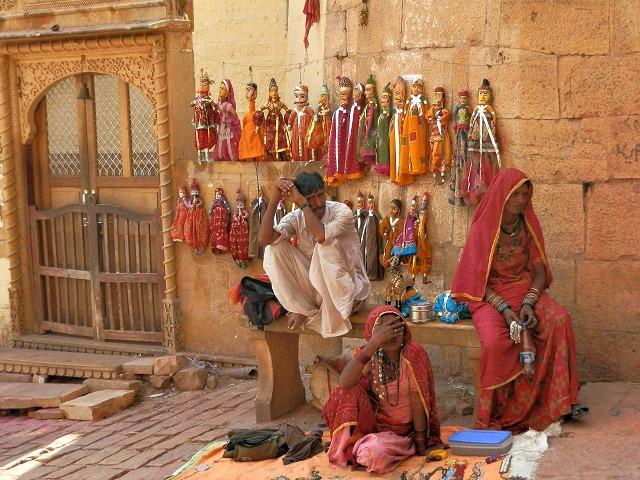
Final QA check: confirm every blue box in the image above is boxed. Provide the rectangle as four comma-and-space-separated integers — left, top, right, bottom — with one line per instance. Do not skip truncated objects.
447, 430, 513, 456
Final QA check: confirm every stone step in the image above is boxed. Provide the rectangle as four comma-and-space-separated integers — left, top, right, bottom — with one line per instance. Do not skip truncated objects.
11, 333, 166, 357
28, 407, 65, 419
0, 348, 137, 380
0, 382, 89, 409
59, 389, 136, 420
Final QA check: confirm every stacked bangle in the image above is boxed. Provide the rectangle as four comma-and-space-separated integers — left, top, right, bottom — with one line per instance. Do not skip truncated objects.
485, 292, 511, 314
521, 287, 542, 309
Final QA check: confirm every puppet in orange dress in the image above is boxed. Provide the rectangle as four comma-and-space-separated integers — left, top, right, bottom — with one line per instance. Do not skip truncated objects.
191, 70, 217, 164
410, 192, 432, 284
170, 186, 190, 242
402, 78, 429, 176
209, 187, 231, 254
257, 78, 290, 161
306, 83, 331, 161
389, 76, 413, 185
238, 82, 265, 161
287, 84, 314, 162
229, 190, 250, 268
379, 198, 404, 268
426, 86, 452, 185
183, 179, 209, 255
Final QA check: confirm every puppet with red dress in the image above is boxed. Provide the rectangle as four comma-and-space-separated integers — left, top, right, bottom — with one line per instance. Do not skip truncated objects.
209, 187, 231, 254
170, 186, 190, 242
184, 179, 209, 255
229, 190, 250, 268
191, 70, 217, 164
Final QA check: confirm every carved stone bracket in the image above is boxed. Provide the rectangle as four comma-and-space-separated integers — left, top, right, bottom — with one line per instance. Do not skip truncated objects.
8, 287, 22, 335
162, 298, 181, 353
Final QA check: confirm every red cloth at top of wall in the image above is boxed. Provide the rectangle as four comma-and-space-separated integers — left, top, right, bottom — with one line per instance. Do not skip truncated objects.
303, 0, 320, 49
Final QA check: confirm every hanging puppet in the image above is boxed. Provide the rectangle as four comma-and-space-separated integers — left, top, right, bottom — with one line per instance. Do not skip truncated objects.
450, 90, 471, 205
463, 79, 501, 205
358, 75, 379, 166
326, 76, 363, 186
353, 192, 367, 240
353, 82, 366, 161
257, 78, 290, 161
213, 79, 241, 161
411, 192, 432, 284
287, 84, 314, 162
229, 190, 250, 268
426, 86, 452, 185
191, 70, 216, 164
248, 186, 268, 259
361, 193, 384, 281
238, 82, 265, 161
184, 179, 209, 255
374, 82, 393, 176
403, 77, 429, 176
273, 197, 288, 227
391, 194, 418, 261
389, 76, 413, 185
306, 83, 331, 162
171, 186, 190, 242
379, 198, 404, 268
209, 187, 231, 254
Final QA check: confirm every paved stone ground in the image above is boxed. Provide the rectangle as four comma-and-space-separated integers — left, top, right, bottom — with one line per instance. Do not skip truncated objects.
0, 381, 638, 479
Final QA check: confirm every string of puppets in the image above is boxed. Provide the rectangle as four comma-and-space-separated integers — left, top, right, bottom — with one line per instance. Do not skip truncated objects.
172, 73, 501, 293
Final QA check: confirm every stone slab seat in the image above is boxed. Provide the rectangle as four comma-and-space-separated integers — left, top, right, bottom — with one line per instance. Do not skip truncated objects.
240, 304, 481, 423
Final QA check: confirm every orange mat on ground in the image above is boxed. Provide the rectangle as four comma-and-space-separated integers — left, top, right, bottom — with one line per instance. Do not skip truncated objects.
168, 426, 505, 480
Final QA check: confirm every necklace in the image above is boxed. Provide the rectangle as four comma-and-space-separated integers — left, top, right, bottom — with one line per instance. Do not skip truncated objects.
497, 217, 521, 261
372, 350, 401, 406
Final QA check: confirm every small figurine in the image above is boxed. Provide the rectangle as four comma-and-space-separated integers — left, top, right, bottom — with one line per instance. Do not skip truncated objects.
353, 82, 366, 161
391, 195, 418, 259
353, 191, 367, 239
450, 90, 471, 205
248, 186, 268, 259
403, 77, 429, 176
358, 75, 379, 166
209, 187, 231, 254
379, 198, 404, 268
306, 83, 331, 162
426, 86, 452, 184
361, 193, 384, 281
411, 192, 432, 284
389, 76, 413, 185
374, 82, 393, 176
191, 70, 217, 164
229, 190, 250, 268
464, 79, 501, 205
384, 255, 408, 309
213, 79, 241, 161
287, 84, 314, 161
238, 82, 265, 161
184, 179, 209, 255
170, 186, 190, 242
257, 78, 290, 161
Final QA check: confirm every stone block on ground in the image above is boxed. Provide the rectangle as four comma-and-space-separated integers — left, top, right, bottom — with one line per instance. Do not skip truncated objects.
0, 372, 33, 383
153, 355, 188, 377
83, 378, 143, 396
0, 383, 89, 409
149, 375, 172, 389
28, 407, 65, 419
122, 357, 156, 375
173, 367, 207, 391
59, 390, 136, 421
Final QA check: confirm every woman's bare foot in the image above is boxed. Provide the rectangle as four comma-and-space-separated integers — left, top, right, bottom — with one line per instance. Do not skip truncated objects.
523, 364, 535, 377
287, 312, 307, 330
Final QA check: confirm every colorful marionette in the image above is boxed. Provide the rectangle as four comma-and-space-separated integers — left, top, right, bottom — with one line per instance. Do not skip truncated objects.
361, 193, 384, 281
170, 186, 190, 242
426, 86, 453, 185
378, 198, 404, 268
463, 79, 501, 205
353, 191, 367, 240
374, 82, 393, 176
389, 76, 413, 185
248, 186, 268, 259
273, 197, 288, 227
209, 187, 231, 254
257, 78, 290, 161
238, 82, 265, 161
449, 90, 471, 205
213, 79, 241, 161
326, 76, 364, 186
358, 75, 379, 166
353, 82, 366, 161
391, 195, 418, 258
411, 192, 432, 284
403, 77, 429, 176
229, 190, 250, 268
287, 84, 315, 161
306, 83, 331, 161
184, 179, 209, 255
384, 255, 408, 309
191, 69, 217, 164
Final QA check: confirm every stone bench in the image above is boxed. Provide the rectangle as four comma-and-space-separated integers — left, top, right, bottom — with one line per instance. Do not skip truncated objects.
241, 304, 481, 423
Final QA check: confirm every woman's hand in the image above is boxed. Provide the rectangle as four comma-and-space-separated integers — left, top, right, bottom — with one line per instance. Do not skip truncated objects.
502, 308, 520, 328
519, 304, 538, 330
369, 317, 404, 349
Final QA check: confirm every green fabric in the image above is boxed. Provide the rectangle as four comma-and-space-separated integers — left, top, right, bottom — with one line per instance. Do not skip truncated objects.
376, 107, 392, 166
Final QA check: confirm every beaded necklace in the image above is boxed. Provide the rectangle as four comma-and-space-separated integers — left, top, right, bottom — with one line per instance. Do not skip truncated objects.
496, 215, 522, 261
371, 349, 401, 406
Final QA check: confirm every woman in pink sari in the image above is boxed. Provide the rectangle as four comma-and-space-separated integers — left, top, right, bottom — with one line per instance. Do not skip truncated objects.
322, 305, 442, 474
451, 168, 588, 432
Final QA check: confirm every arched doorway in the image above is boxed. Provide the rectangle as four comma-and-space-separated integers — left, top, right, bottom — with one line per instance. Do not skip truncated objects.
28, 73, 164, 343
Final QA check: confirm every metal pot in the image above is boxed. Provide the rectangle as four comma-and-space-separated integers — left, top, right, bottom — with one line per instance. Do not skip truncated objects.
409, 302, 434, 323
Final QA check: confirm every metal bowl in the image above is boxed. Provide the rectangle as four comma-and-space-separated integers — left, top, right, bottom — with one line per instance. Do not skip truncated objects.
409, 303, 434, 323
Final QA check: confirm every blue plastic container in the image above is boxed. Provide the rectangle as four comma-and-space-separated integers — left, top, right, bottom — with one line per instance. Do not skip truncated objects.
447, 430, 513, 456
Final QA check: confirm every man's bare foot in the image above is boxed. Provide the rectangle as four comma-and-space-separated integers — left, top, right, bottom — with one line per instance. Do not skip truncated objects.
287, 312, 307, 330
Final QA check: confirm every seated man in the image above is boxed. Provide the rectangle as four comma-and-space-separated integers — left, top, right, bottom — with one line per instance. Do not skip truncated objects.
259, 172, 370, 337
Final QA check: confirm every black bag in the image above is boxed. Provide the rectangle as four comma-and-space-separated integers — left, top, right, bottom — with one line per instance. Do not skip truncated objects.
223, 428, 287, 462
239, 276, 286, 329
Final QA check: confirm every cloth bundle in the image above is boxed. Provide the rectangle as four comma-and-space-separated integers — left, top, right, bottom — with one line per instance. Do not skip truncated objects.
433, 290, 471, 323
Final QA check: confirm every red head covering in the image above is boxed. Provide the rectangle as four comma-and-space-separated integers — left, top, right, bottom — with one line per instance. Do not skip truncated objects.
451, 168, 552, 302
220, 79, 236, 110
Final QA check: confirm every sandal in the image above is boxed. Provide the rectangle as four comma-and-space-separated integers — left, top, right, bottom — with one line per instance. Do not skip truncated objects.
564, 403, 590, 421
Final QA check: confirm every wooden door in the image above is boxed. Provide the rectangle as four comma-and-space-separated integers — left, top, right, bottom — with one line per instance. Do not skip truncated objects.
29, 73, 164, 342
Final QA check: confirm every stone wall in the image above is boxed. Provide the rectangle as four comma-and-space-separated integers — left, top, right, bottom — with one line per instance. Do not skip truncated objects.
322, 0, 640, 382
